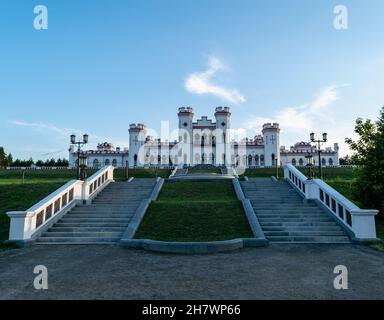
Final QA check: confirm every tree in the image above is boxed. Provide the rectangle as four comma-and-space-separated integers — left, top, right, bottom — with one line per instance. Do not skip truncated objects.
345, 106, 384, 215
6, 153, 13, 167
339, 155, 355, 165
0, 147, 6, 169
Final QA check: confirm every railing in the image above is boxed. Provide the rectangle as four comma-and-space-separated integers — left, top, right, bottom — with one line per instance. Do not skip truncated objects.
284, 164, 378, 240
82, 165, 115, 202
7, 165, 115, 242
284, 164, 308, 197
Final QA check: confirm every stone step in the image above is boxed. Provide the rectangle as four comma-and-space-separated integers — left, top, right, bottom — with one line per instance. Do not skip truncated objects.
65, 213, 134, 218
266, 235, 351, 243
42, 231, 123, 237
256, 214, 330, 218
36, 237, 120, 243
264, 230, 346, 236
258, 218, 333, 223
54, 222, 128, 227
49, 227, 126, 232
60, 218, 132, 223
262, 226, 342, 231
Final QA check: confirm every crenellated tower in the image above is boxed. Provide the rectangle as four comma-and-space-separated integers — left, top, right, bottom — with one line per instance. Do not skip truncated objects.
128, 123, 146, 167
178, 107, 194, 166
262, 123, 280, 166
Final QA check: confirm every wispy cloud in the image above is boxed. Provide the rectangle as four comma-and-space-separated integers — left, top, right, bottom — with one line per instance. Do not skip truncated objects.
185, 56, 245, 104
10, 120, 128, 149
245, 85, 349, 133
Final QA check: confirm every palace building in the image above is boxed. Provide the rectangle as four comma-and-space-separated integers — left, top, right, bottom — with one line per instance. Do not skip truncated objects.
69, 107, 339, 168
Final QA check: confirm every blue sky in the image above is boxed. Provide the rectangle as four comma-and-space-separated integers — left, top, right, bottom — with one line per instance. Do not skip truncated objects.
1, 0, 384, 160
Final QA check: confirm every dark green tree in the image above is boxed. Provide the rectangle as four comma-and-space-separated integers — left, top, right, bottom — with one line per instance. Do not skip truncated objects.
345, 106, 384, 215
0, 147, 6, 169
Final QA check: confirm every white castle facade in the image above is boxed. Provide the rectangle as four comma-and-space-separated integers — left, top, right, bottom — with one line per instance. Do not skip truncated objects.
69, 107, 339, 169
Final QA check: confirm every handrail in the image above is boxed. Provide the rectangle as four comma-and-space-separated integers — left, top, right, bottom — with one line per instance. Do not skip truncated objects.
284, 164, 378, 240
7, 165, 115, 242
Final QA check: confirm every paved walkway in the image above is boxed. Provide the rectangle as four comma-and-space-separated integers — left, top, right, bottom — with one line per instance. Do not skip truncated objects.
0, 244, 383, 299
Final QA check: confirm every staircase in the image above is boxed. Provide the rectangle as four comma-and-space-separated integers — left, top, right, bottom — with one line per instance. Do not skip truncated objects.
37, 179, 156, 244
240, 178, 351, 243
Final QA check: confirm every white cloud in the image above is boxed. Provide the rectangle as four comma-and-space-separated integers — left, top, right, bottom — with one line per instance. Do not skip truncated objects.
185, 56, 245, 104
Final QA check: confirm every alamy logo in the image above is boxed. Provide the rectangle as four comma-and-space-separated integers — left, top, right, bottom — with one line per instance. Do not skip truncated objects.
33, 5, 48, 30
33, 265, 48, 290
333, 5, 348, 30
333, 265, 348, 290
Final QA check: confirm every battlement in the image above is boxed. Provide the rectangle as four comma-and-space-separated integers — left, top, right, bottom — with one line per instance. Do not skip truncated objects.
178, 106, 194, 114
262, 122, 280, 130
215, 106, 231, 114
129, 123, 146, 131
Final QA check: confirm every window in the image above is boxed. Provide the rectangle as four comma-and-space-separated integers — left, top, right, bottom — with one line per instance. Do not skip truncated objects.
255, 155, 259, 166
194, 133, 200, 144
260, 155, 265, 166
112, 159, 117, 167
329, 158, 333, 166
292, 158, 296, 166
93, 159, 99, 168
248, 155, 253, 166
299, 158, 304, 166
105, 159, 110, 166
322, 158, 326, 166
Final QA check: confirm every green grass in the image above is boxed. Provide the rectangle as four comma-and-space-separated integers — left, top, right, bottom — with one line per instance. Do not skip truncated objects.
187, 167, 221, 174
135, 180, 253, 242
0, 168, 171, 245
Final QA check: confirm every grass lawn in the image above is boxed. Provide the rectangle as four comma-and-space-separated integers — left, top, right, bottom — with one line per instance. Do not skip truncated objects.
0, 168, 171, 246
0, 170, 79, 246
135, 180, 253, 242
187, 167, 221, 174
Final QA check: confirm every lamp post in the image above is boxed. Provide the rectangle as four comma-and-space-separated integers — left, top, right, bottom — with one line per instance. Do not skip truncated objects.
125, 160, 129, 181
305, 153, 314, 179
70, 134, 88, 180
79, 153, 88, 181
310, 132, 327, 179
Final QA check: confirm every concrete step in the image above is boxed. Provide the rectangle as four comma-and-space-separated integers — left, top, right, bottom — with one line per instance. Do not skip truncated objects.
42, 231, 123, 237
65, 214, 134, 218
60, 218, 132, 223
36, 237, 120, 243
266, 235, 351, 242
50, 227, 127, 232
264, 230, 346, 236
262, 226, 342, 231
55, 222, 128, 227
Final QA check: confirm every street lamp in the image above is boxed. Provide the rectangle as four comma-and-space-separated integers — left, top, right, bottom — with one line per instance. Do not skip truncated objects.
70, 134, 89, 180
79, 153, 88, 181
125, 160, 129, 181
305, 153, 314, 179
310, 132, 327, 179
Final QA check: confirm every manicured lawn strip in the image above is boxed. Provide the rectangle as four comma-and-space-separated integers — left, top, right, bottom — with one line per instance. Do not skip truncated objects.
158, 180, 236, 202
187, 167, 221, 174
135, 201, 253, 242
135, 180, 253, 242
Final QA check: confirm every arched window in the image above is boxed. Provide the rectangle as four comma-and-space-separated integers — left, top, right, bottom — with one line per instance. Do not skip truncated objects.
260, 155, 265, 166
201, 135, 205, 146
271, 153, 275, 163
157, 155, 161, 164
292, 158, 296, 166
255, 155, 259, 166
93, 159, 99, 168
299, 158, 304, 166
248, 155, 253, 166
322, 158, 326, 166
134, 154, 138, 167
105, 159, 110, 166
202, 153, 206, 164
194, 133, 200, 144
329, 158, 333, 166
112, 159, 117, 167
211, 153, 215, 164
